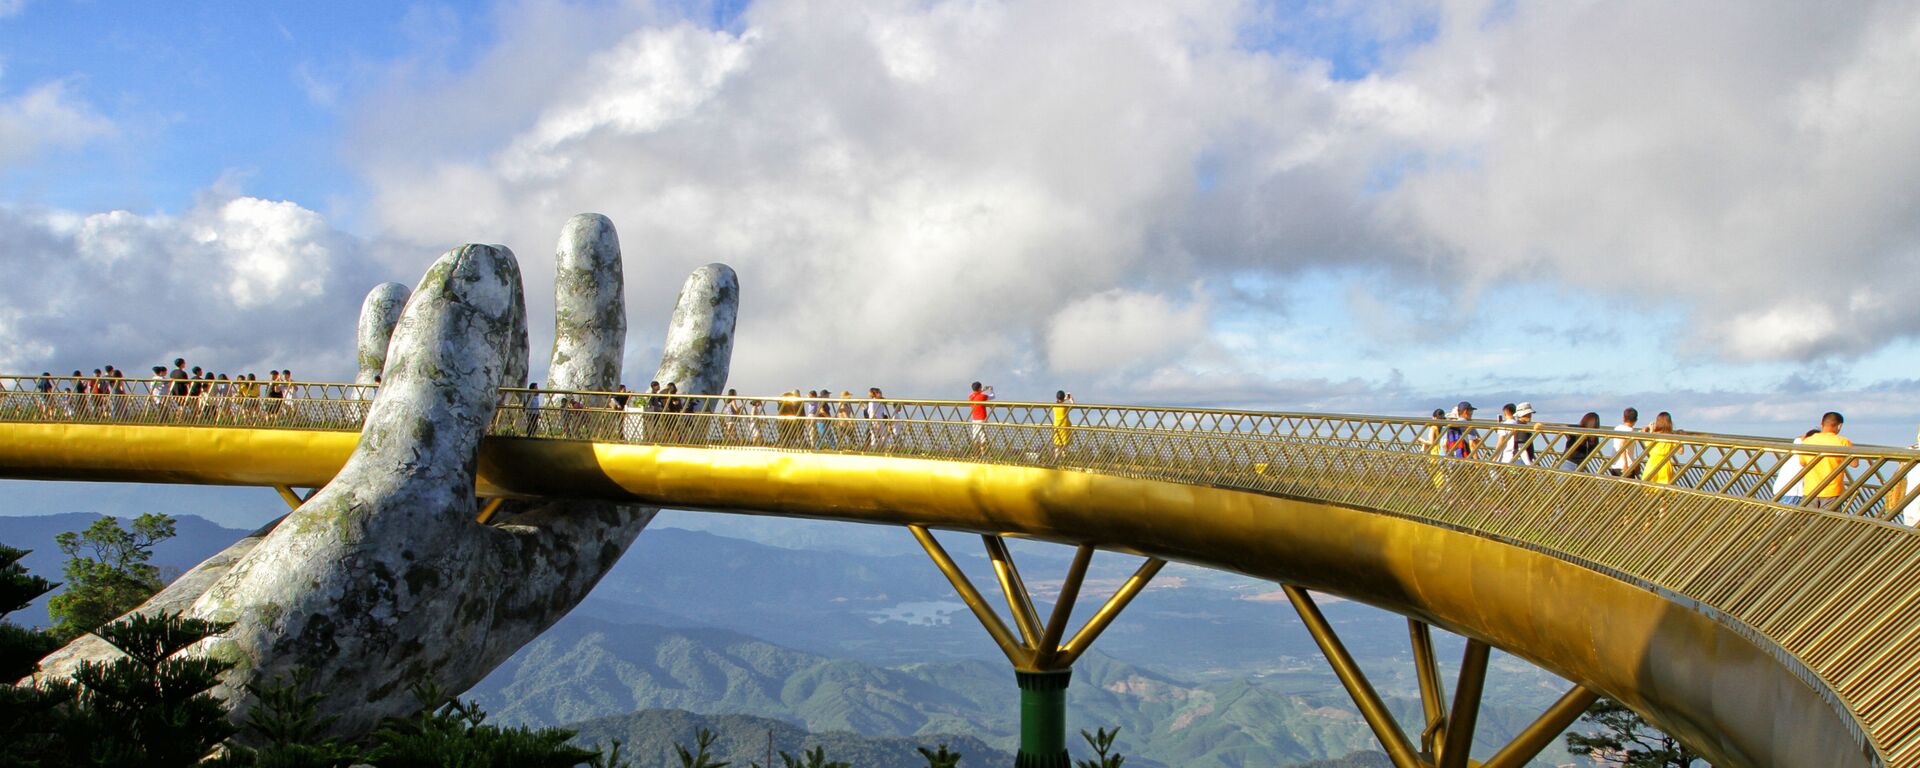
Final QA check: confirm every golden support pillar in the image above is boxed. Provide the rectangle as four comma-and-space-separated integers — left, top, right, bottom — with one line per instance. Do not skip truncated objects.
1285, 585, 1597, 768
908, 525, 1165, 768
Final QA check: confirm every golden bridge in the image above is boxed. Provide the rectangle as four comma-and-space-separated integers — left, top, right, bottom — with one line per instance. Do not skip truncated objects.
3, 379, 1918, 768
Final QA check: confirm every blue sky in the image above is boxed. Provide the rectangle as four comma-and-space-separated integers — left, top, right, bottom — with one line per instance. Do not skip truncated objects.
3, 0, 1920, 524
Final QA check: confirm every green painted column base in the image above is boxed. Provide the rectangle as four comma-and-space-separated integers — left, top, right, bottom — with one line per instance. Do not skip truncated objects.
1016, 669, 1072, 768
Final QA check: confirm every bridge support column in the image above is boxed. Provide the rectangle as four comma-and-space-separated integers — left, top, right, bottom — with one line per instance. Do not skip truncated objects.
908, 525, 1163, 767
1016, 669, 1072, 768
1285, 585, 1599, 768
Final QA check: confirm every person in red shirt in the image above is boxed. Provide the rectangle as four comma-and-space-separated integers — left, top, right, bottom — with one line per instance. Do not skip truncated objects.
968, 381, 995, 453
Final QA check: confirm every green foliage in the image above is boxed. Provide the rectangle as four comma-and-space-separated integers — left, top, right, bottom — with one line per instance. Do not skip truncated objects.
564, 709, 1013, 768
211, 671, 363, 768
772, 745, 847, 768
64, 611, 237, 766
588, 739, 635, 768
1282, 752, 1391, 768
364, 682, 600, 768
0, 543, 60, 682
47, 513, 176, 640
674, 728, 730, 768
915, 744, 962, 768
1074, 727, 1125, 768
1565, 698, 1707, 767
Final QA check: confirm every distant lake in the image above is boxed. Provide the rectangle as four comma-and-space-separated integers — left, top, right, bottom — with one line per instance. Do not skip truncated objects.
865, 600, 966, 626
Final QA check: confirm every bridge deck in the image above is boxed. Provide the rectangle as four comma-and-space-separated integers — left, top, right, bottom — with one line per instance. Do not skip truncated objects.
2, 381, 1917, 767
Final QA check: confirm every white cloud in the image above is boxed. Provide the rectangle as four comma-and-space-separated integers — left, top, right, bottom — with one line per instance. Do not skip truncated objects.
1375, 0, 1920, 360
0, 78, 112, 168
1046, 289, 1208, 375
0, 194, 383, 377
334, 0, 1920, 406
0, 0, 27, 19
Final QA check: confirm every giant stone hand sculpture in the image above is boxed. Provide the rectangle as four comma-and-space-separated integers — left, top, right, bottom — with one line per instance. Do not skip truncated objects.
31, 214, 739, 737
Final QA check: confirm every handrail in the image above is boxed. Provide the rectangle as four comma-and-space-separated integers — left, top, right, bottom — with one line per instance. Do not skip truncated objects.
3, 375, 1915, 522
3, 376, 1919, 763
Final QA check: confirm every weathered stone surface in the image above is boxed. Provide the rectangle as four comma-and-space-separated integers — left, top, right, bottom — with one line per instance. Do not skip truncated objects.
654, 264, 738, 409
28, 221, 741, 738
546, 213, 623, 394
354, 282, 411, 385
188, 244, 527, 731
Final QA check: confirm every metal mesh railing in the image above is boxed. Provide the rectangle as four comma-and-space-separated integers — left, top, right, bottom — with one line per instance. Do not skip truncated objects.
3, 377, 1918, 763
0, 376, 375, 431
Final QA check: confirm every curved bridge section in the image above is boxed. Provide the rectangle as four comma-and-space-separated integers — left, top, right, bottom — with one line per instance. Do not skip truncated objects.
2, 381, 1918, 767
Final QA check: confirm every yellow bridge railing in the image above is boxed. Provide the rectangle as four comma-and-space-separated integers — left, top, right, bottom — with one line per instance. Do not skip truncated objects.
4, 375, 1919, 763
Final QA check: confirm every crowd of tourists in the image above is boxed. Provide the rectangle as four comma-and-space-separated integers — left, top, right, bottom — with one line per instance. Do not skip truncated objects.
22, 359, 313, 419
1416, 400, 1915, 519
15, 361, 1916, 519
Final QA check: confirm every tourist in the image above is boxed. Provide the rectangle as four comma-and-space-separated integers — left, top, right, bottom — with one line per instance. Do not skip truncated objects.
1798, 412, 1858, 511
777, 390, 803, 445
611, 384, 631, 411
1417, 408, 1446, 455
1052, 391, 1074, 463
1609, 407, 1641, 478
264, 371, 286, 418
1773, 430, 1818, 505
968, 381, 994, 453
242, 373, 261, 419
837, 391, 858, 447
1504, 403, 1538, 465
524, 382, 542, 436
1642, 412, 1679, 485
721, 389, 747, 443
1905, 426, 1920, 526
621, 386, 647, 442
149, 366, 169, 415
813, 389, 837, 449
64, 370, 83, 417
562, 396, 587, 439
664, 382, 684, 414
866, 388, 892, 448
1562, 412, 1603, 472
1443, 402, 1479, 457
168, 358, 190, 397
1491, 403, 1517, 463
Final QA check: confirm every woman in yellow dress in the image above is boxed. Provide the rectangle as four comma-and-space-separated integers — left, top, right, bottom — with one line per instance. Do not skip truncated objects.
1642, 412, 1679, 485
1052, 391, 1074, 463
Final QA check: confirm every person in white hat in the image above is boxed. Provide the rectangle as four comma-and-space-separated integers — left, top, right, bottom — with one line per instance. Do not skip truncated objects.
1505, 402, 1538, 465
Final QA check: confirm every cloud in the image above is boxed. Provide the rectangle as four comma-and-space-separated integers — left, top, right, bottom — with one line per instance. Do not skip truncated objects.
0, 194, 389, 376
1046, 289, 1208, 375
333, 0, 1920, 407
1374, 0, 1920, 360
347, 0, 1393, 396
0, 78, 113, 168
0, 0, 27, 19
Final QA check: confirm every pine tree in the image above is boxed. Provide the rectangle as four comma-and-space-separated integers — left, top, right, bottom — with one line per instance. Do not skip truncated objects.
46, 513, 176, 640
0, 544, 59, 680
1565, 698, 1707, 767
364, 681, 600, 768
1075, 727, 1126, 768
62, 611, 238, 766
0, 543, 67, 764
916, 744, 963, 768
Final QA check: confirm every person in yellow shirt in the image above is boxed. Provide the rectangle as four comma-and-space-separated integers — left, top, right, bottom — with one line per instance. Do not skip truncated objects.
1642, 412, 1679, 485
1051, 391, 1074, 462
1799, 411, 1858, 511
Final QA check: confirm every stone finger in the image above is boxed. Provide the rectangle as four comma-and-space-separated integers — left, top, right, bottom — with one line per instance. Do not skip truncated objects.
355, 282, 410, 385
653, 263, 739, 407
546, 213, 625, 392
